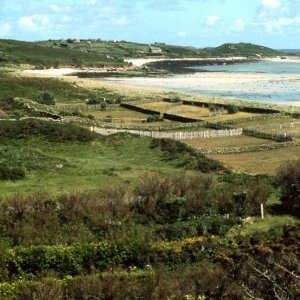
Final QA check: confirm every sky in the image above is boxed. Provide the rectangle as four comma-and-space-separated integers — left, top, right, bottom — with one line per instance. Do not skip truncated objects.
1, 0, 300, 49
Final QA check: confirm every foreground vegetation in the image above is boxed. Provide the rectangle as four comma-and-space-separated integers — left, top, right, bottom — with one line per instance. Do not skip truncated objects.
0, 45, 299, 298
0, 117, 298, 299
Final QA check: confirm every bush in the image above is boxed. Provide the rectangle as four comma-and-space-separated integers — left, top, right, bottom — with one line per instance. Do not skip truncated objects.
36, 91, 55, 106
227, 104, 239, 114
146, 114, 163, 122
150, 138, 226, 173
0, 119, 97, 142
276, 160, 300, 217
0, 163, 25, 181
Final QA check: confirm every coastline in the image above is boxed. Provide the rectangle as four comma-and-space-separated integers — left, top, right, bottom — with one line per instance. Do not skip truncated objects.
21, 67, 300, 112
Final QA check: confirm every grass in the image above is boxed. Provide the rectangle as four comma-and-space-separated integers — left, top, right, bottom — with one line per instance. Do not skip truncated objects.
87, 107, 148, 119
229, 116, 298, 127
202, 111, 261, 122
0, 39, 123, 67
136, 101, 263, 122
183, 135, 274, 148
227, 215, 297, 241
266, 126, 300, 133
208, 145, 300, 174
0, 71, 89, 104
0, 134, 201, 196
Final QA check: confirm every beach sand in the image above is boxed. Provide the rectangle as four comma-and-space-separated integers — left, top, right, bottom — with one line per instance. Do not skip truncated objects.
21, 68, 300, 112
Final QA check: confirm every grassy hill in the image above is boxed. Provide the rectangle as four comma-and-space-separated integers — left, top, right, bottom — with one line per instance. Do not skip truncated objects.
0, 39, 124, 68
0, 39, 284, 68
206, 42, 284, 57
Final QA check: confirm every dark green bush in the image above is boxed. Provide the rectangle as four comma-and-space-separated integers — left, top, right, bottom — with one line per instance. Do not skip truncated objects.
276, 160, 300, 217
36, 91, 56, 106
150, 138, 226, 172
226, 104, 239, 114
146, 114, 163, 122
0, 119, 97, 142
0, 163, 25, 181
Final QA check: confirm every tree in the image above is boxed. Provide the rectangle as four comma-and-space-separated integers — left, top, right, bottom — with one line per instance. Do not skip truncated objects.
36, 91, 56, 106
276, 160, 300, 217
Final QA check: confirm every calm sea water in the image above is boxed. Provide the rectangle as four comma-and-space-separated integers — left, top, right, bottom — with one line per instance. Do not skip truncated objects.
191, 60, 300, 75
107, 60, 300, 104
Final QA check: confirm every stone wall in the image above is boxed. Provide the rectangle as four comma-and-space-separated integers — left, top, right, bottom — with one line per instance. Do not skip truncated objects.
198, 141, 300, 154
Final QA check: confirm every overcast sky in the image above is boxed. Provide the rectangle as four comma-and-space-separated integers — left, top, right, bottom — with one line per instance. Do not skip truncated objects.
1, 0, 300, 48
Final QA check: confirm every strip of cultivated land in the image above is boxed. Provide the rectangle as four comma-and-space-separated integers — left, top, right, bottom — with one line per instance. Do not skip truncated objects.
183, 135, 275, 148
209, 145, 300, 174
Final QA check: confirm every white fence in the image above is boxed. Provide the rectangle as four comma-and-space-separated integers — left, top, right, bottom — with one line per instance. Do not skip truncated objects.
90, 127, 243, 140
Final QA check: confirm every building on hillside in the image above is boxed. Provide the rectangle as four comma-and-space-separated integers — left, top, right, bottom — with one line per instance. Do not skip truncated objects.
149, 46, 162, 54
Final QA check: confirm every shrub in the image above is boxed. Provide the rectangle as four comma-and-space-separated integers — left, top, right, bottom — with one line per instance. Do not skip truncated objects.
150, 138, 226, 173
276, 160, 300, 217
0, 119, 97, 142
226, 104, 239, 114
146, 114, 163, 122
0, 163, 25, 181
36, 91, 56, 106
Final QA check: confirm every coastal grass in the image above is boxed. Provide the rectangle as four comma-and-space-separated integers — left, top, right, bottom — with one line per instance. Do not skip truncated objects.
0, 134, 201, 197
0, 71, 89, 104
208, 145, 300, 174
183, 135, 275, 149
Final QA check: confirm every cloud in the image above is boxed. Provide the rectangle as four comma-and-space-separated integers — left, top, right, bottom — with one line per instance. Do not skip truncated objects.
206, 15, 221, 26
177, 31, 187, 38
261, 0, 281, 9
230, 18, 245, 32
266, 16, 300, 32
87, 0, 99, 5
50, 4, 71, 13
253, 15, 300, 34
0, 23, 11, 35
112, 16, 129, 26
18, 14, 49, 31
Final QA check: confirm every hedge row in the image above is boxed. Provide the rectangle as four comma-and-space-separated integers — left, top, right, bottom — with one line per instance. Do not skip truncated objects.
120, 103, 160, 116
0, 119, 97, 142
168, 99, 281, 114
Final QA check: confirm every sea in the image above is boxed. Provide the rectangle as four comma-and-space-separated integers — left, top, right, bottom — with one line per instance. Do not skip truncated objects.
108, 59, 300, 105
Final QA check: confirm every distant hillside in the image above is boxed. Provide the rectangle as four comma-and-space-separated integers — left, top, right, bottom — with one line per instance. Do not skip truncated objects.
0, 39, 124, 68
280, 49, 300, 55
205, 43, 284, 57
39, 39, 204, 59
0, 39, 284, 68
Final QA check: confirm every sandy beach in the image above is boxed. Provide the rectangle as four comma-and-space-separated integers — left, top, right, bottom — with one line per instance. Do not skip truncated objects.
21, 67, 300, 111
125, 56, 249, 67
